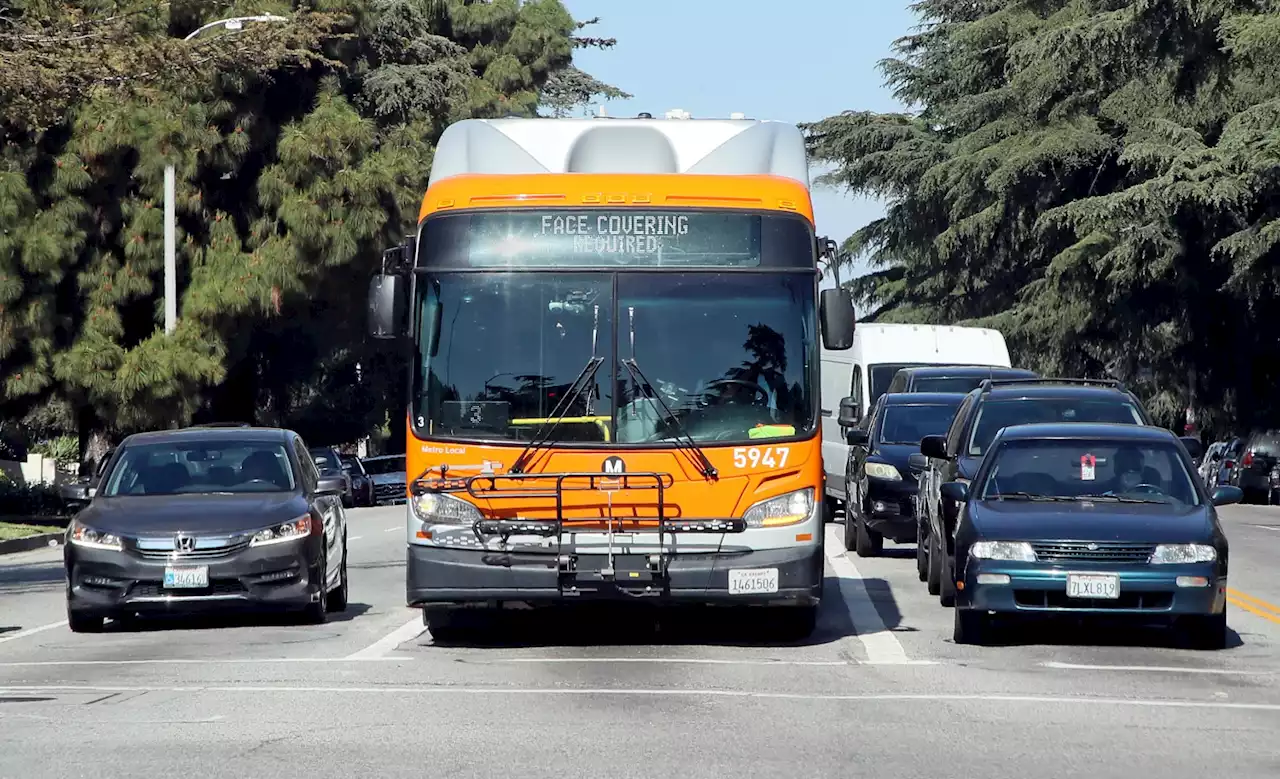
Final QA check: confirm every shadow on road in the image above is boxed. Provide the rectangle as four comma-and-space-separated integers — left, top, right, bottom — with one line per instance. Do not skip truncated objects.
968, 614, 1246, 651
421, 574, 902, 650
105, 602, 375, 632
0, 561, 64, 596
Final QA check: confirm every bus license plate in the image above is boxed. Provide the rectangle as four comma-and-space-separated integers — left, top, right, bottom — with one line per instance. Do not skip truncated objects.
1066, 573, 1119, 599
728, 568, 779, 595
164, 566, 209, 589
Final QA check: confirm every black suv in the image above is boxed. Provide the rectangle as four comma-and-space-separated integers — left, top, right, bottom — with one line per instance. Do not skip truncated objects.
911, 378, 1203, 607
885, 365, 1038, 395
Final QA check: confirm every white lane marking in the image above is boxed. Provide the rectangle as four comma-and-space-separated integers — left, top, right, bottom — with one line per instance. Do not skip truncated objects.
824, 526, 911, 664
348, 536, 363, 542
0, 656, 936, 668
6, 684, 1280, 711
0, 620, 67, 645
1042, 661, 1276, 676
1257, 525, 1280, 532
344, 615, 426, 660
0, 658, 405, 667
384, 527, 401, 533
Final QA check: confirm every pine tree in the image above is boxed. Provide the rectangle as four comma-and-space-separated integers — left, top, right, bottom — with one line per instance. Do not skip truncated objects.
0, 0, 622, 448
805, 0, 1280, 431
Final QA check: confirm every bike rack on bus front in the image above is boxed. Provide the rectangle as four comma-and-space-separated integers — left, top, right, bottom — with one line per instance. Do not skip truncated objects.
412, 471, 747, 597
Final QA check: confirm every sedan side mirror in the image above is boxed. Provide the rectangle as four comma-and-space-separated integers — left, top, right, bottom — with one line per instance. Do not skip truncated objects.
940, 481, 970, 503
1211, 485, 1243, 506
316, 476, 347, 496
907, 453, 929, 473
920, 434, 948, 460
846, 429, 868, 446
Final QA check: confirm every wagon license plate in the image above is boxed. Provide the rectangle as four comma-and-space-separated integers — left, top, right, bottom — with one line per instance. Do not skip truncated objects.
164, 566, 209, 589
728, 567, 779, 595
1066, 573, 1119, 599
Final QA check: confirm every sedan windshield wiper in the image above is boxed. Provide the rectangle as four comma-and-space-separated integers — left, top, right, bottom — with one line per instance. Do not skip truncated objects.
990, 492, 1073, 501
1074, 493, 1168, 504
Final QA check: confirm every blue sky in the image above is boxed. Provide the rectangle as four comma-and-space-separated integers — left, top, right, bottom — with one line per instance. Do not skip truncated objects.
562, 0, 917, 281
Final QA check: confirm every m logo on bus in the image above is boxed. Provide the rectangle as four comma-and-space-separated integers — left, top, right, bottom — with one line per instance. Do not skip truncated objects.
602, 456, 625, 474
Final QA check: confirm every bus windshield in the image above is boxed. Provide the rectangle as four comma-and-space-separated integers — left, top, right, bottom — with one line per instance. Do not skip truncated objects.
412, 272, 817, 446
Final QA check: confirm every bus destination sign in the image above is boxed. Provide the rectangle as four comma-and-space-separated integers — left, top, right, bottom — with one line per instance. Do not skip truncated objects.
463, 210, 762, 267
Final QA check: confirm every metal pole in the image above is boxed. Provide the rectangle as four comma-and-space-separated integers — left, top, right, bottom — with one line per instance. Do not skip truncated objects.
159, 15, 287, 336
164, 164, 176, 334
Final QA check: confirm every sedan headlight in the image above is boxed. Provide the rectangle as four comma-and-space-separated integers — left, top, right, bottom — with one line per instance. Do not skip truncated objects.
412, 492, 481, 525
1151, 544, 1217, 564
742, 488, 813, 528
969, 541, 1036, 562
865, 462, 902, 481
68, 518, 122, 551
249, 515, 312, 547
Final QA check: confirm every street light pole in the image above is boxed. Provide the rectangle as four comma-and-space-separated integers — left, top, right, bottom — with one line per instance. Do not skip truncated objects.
163, 14, 289, 335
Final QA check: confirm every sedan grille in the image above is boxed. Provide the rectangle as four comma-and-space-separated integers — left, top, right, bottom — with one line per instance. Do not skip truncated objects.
132, 536, 251, 560
1030, 542, 1156, 564
374, 482, 405, 500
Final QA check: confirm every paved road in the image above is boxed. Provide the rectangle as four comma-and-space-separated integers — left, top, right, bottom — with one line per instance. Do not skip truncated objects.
1, 505, 1278, 778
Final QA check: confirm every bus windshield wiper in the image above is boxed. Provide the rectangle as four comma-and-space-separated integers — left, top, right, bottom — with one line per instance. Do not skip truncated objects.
619, 305, 716, 480
509, 305, 603, 475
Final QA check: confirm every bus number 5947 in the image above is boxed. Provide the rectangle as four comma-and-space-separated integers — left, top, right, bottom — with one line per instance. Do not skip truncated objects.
732, 447, 790, 469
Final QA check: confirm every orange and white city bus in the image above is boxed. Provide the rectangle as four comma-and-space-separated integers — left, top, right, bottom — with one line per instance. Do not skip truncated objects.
367, 111, 856, 638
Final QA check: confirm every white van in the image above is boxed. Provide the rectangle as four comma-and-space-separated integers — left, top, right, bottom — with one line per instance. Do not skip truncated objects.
819, 323, 1012, 511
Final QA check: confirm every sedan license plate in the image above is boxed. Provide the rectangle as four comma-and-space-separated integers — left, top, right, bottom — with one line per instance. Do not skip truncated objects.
1066, 573, 1119, 599
728, 567, 779, 595
164, 566, 209, 589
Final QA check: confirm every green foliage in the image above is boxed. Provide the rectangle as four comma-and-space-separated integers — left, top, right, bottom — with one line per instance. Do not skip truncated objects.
0, 1, 620, 443
805, 0, 1280, 433
31, 434, 77, 467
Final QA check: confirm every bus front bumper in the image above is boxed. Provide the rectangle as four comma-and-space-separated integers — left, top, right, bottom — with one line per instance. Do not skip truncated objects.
406, 543, 824, 607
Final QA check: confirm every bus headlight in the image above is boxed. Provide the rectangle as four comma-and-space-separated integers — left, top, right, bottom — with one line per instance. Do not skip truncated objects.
742, 488, 814, 528
412, 492, 481, 525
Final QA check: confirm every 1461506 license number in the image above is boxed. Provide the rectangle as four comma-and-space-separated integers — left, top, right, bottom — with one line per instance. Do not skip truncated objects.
732, 446, 790, 469
728, 567, 779, 595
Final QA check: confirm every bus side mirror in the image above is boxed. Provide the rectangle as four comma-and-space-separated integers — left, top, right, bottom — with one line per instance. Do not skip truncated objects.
819, 288, 856, 350
368, 270, 406, 339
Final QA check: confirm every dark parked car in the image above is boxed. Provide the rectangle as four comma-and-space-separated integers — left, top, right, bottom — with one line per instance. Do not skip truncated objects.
946, 422, 1238, 648
885, 365, 1038, 395
842, 392, 967, 557
914, 378, 1204, 607
1227, 430, 1280, 504
310, 446, 354, 508
339, 453, 375, 507
64, 426, 350, 632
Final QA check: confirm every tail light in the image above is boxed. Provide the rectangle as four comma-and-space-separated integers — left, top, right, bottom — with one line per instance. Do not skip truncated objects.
1224, 459, 1235, 469
1243, 452, 1254, 467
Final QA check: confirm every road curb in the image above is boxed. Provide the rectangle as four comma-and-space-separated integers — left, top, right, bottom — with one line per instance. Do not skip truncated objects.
0, 532, 63, 556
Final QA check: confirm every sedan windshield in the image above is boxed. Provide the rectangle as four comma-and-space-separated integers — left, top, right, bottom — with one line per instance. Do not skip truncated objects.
878, 402, 962, 445
967, 397, 1145, 456
363, 456, 406, 475
978, 439, 1200, 507
101, 441, 296, 496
